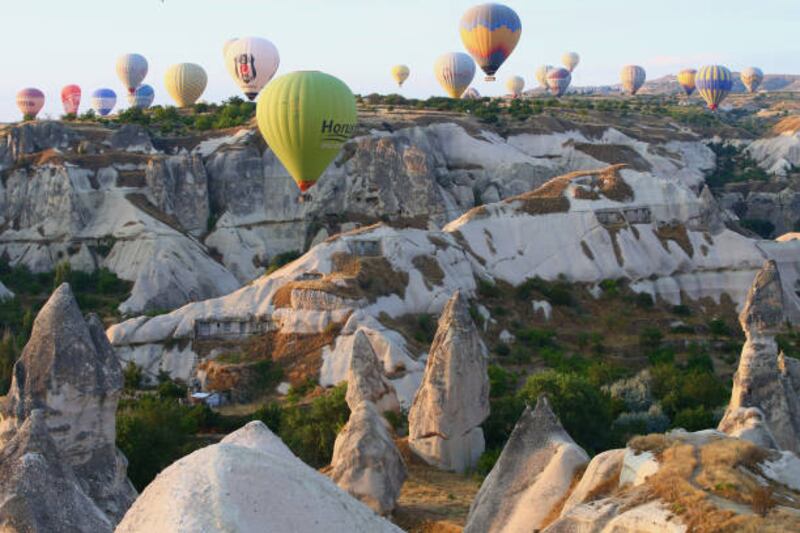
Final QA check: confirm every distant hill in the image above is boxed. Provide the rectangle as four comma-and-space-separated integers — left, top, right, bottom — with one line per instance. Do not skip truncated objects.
563, 73, 800, 96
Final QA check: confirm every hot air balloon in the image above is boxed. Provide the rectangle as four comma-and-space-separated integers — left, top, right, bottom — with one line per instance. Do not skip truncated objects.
741, 67, 764, 93
434, 52, 476, 98
459, 3, 521, 81
223, 38, 238, 56
116, 53, 148, 95
164, 63, 208, 107
92, 88, 117, 116
224, 37, 280, 101
61, 85, 81, 115
506, 76, 524, 98
256, 71, 357, 194
696, 65, 733, 110
677, 69, 697, 96
546, 68, 571, 97
562, 52, 580, 72
620, 65, 646, 95
463, 87, 481, 100
392, 65, 410, 87
16, 88, 45, 120
535, 65, 554, 88
128, 84, 155, 109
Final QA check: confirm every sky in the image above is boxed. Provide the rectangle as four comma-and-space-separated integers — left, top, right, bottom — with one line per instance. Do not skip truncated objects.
1, 0, 799, 121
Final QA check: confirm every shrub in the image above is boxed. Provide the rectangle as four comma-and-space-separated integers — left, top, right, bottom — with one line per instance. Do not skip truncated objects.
673, 405, 716, 431
488, 364, 516, 398
476, 448, 502, 477
280, 383, 350, 467
123, 361, 143, 391
265, 250, 301, 275
519, 370, 616, 453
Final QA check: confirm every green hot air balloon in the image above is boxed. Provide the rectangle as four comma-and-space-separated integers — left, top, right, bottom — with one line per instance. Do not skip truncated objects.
256, 71, 357, 193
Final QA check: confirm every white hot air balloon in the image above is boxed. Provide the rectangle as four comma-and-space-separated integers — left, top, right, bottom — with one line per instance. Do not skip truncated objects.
224, 37, 280, 101
535, 65, 553, 88
116, 53, 148, 95
434, 52, 476, 99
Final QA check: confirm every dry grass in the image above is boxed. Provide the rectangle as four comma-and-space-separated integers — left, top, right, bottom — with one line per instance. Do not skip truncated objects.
270, 253, 409, 309
391, 439, 481, 533
628, 433, 674, 456
572, 186, 601, 200
654, 222, 694, 258
413, 255, 446, 290
771, 115, 800, 135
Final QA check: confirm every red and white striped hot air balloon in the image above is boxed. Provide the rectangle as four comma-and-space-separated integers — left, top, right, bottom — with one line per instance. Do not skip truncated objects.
61, 85, 81, 115
16, 88, 45, 119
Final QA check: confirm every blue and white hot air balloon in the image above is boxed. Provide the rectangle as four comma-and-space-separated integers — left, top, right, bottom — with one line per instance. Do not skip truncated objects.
92, 88, 117, 116
127, 84, 155, 109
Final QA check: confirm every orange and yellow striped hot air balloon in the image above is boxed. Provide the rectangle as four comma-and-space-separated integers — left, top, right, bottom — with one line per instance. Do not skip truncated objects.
459, 3, 521, 82
677, 69, 697, 96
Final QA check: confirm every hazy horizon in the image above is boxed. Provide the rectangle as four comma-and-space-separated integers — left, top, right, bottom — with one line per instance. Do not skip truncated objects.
1, 0, 798, 121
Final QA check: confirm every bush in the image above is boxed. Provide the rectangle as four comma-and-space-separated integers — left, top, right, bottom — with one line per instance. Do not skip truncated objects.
519, 370, 616, 453
123, 361, 143, 391
673, 405, 716, 431
488, 365, 516, 398
476, 448, 502, 477
264, 250, 301, 275
280, 383, 350, 467
117, 396, 207, 490
482, 394, 525, 450
740, 219, 775, 239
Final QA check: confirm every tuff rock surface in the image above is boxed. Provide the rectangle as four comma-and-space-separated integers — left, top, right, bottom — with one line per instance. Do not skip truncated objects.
0, 283, 136, 523
345, 329, 401, 413
408, 291, 490, 473
0, 410, 113, 533
116, 421, 402, 533
330, 402, 407, 515
464, 396, 589, 533
718, 260, 800, 452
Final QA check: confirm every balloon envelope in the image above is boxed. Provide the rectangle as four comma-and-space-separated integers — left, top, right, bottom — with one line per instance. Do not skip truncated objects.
392, 65, 410, 87
506, 76, 524, 97
128, 84, 155, 109
620, 65, 646, 95
696, 65, 733, 110
256, 71, 357, 193
459, 3, 521, 81
535, 65, 553, 88
224, 37, 280, 101
434, 52, 476, 98
92, 88, 117, 116
740, 67, 764, 93
463, 87, 481, 100
61, 85, 81, 115
164, 63, 208, 107
546, 68, 571, 97
16, 88, 45, 119
677, 69, 697, 96
116, 53, 148, 95
562, 52, 580, 72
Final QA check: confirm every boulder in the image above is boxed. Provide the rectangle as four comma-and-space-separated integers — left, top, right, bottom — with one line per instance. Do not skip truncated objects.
0, 283, 136, 523
408, 291, 490, 473
717, 407, 779, 449
560, 448, 625, 516
345, 329, 401, 413
718, 260, 800, 453
464, 396, 589, 533
117, 421, 402, 533
0, 410, 113, 533
330, 402, 407, 515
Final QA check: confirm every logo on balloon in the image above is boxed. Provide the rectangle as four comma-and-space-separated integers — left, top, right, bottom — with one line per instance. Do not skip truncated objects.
234, 54, 257, 84
320, 119, 356, 148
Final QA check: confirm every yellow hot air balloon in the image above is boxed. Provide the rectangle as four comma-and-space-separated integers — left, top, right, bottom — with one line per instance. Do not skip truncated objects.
506, 76, 524, 98
256, 71, 357, 193
164, 63, 208, 107
392, 65, 410, 87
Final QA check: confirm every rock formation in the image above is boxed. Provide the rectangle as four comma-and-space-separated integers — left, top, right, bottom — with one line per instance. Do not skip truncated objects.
559, 449, 625, 517
0, 410, 114, 533
464, 396, 589, 533
718, 260, 800, 453
330, 402, 407, 515
117, 421, 402, 533
408, 291, 490, 473
0, 283, 136, 523
345, 329, 401, 413
717, 406, 779, 449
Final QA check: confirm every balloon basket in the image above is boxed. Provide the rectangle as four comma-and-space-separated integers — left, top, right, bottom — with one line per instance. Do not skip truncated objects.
485, 76, 496, 82
298, 193, 312, 204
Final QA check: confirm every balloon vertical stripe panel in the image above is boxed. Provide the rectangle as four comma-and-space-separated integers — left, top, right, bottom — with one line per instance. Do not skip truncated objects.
696, 65, 732, 110
459, 3, 521, 79
620, 65, 646, 95
128, 84, 155, 109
